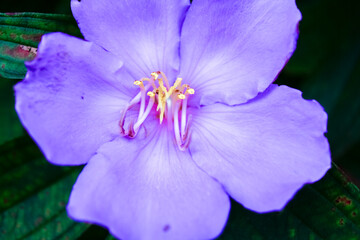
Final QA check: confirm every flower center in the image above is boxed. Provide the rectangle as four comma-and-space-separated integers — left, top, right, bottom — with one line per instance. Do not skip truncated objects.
119, 71, 194, 150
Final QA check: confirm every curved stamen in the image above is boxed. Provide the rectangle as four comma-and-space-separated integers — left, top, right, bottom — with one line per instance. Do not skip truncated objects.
138, 83, 146, 121
181, 97, 187, 138
133, 93, 155, 131
119, 82, 151, 135
167, 97, 173, 128
182, 114, 192, 144
173, 100, 182, 147
129, 82, 151, 106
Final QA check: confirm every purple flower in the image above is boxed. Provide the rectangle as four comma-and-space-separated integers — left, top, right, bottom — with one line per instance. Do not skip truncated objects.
14, 0, 331, 239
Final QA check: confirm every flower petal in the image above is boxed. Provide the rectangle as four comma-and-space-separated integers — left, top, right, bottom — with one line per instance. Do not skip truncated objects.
189, 84, 331, 212
15, 33, 135, 165
67, 122, 230, 240
180, 0, 301, 106
71, 0, 190, 81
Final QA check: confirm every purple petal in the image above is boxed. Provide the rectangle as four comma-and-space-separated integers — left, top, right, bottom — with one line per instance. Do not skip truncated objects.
179, 0, 301, 106
189, 85, 331, 212
15, 33, 135, 165
67, 121, 230, 240
71, 0, 190, 82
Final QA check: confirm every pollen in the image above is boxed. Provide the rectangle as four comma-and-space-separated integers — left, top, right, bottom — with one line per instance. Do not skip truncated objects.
186, 88, 195, 94
151, 72, 159, 79
178, 94, 186, 99
133, 72, 195, 124
133, 80, 142, 86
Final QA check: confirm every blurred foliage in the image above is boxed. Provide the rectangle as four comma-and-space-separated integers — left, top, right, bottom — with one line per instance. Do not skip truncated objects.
0, 12, 80, 79
0, 136, 88, 239
0, 79, 24, 144
0, 0, 359, 239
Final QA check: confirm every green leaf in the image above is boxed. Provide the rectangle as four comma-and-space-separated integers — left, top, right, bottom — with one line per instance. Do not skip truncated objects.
217, 164, 360, 240
0, 137, 74, 212
0, 136, 89, 239
0, 12, 81, 79
0, 135, 41, 177
0, 79, 25, 144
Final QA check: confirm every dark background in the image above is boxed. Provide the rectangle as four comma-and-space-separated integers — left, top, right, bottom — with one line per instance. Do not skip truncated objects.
1, 0, 360, 239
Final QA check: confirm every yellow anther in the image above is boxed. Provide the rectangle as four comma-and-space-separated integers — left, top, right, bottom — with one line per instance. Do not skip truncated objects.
151, 72, 159, 79
178, 94, 186, 100
158, 79, 168, 98
134, 80, 142, 86
174, 78, 183, 87
168, 78, 183, 96
186, 88, 195, 94
133, 72, 196, 125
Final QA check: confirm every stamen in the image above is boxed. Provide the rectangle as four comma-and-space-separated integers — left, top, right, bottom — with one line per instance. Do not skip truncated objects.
130, 81, 151, 105
158, 87, 167, 124
173, 100, 190, 151
151, 72, 159, 80
138, 84, 146, 120
169, 78, 183, 95
147, 91, 155, 97
173, 100, 182, 146
178, 93, 186, 100
148, 77, 157, 89
122, 72, 195, 150
167, 98, 173, 128
186, 88, 195, 95
133, 80, 142, 86
181, 97, 187, 138
159, 71, 171, 89
133, 94, 155, 131
119, 107, 127, 135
